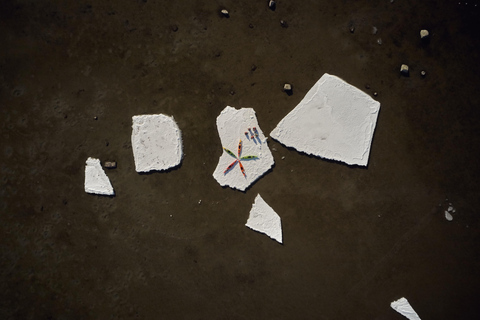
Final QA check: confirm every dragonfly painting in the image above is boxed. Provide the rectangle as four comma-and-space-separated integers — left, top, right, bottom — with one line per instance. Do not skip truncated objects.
223, 139, 258, 177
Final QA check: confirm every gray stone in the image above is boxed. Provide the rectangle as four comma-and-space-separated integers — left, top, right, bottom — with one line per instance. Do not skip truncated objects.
104, 161, 117, 169
400, 64, 409, 76
420, 29, 429, 39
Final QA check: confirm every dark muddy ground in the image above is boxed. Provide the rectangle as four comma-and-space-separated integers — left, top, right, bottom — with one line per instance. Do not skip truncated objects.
1, 0, 480, 319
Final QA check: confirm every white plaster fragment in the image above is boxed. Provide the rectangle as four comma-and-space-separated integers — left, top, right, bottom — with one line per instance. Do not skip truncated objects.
270, 73, 380, 166
131, 114, 183, 173
213, 106, 274, 191
391, 297, 421, 320
246, 194, 282, 243
84, 157, 114, 196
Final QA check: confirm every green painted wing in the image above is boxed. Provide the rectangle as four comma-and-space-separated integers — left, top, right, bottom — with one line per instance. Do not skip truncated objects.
240, 155, 258, 160
223, 147, 237, 159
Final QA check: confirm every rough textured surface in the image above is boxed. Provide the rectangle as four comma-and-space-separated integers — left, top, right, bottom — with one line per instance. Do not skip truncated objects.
1, 1, 480, 319
213, 106, 274, 191
391, 297, 421, 320
131, 114, 182, 173
84, 157, 114, 196
270, 73, 380, 166
245, 194, 282, 243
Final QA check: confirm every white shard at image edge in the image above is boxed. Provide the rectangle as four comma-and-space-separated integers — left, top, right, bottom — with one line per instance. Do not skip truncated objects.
270, 73, 381, 166
84, 157, 115, 196
246, 194, 282, 244
131, 114, 183, 172
391, 297, 421, 320
212, 106, 274, 191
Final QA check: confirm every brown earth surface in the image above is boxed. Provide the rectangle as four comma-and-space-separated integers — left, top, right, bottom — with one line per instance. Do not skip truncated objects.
1, 0, 480, 319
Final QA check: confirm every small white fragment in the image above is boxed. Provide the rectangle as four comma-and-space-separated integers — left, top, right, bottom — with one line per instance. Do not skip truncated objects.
391, 297, 421, 320
84, 157, 115, 196
212, 106, 275, 191
131, 114, 183, 173
221, 9, 229, 17
372, 26, 378, 34
420, 29, 429, 39
447, 205, 454, 212
268, 0, 276, 10
270, 73, 381, 166
246, 194, 282, 244
198, 200, 202, 205
445, 210, 453, 221
400, 64, 409, 75
283, 83, 292, 91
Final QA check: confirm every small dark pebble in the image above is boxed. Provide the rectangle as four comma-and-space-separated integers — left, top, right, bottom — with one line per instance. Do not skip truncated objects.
249, 23, 254, 28
171, 25, 178, 32
230, 90, 235, 95
365, 84, 370, 89
280, 20, 288, 28
251, 64, 257, 71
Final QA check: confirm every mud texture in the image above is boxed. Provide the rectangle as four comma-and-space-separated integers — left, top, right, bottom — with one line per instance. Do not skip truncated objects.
1, 0, 480, 319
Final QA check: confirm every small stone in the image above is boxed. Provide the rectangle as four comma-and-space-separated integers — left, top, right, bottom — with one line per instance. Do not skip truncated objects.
281, 156, 285, 160
445, 210, 453, 221
221, 9, 229, 17
373, 92, 378, 97
421, 70, 426, 77
268, 0, 276, 10
94, 116, 98, 120
249, 23, 254, 28
104, 161, 117, 169
198, 200, 202, 205
400, 64, 409, 76
365, 84, 370, 89
280, 20, 288, 28
251, 64, 257, 71
283, 83, 292, 91
377, 38, 382, 45
372, 26, 378, 35
171, 25, 178, 32
420, 29, 429, 39
350, 26, 355, 33
230, 90, 235, 95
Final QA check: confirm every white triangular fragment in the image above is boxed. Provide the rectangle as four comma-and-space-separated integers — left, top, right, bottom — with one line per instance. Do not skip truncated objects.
270, 73, 380, 166
131, 114, 183, 173
390, 297, 421, 320
84, 157, 115, 196
246, 194, 282, 244
212, 106, 274, 191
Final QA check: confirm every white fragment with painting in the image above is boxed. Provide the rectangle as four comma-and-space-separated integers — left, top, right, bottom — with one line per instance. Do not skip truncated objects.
131, 114, 183, 173
84, 157, 115, 196
390, 297, 421, 320
213, 106, 274, 191
270, 73, 380, 166
246, 194, 282, 244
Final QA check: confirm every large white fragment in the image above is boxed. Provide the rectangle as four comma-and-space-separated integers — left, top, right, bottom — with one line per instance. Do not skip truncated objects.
391, 297, 421, 320
84, 157, 115, 195
213, 106, 274, 191
270, 73, 380, 166
246, 194, 282, 243
131, 114, 183, 172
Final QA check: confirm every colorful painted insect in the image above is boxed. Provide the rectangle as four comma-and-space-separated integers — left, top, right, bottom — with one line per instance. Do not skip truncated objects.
223, 139, 258, 177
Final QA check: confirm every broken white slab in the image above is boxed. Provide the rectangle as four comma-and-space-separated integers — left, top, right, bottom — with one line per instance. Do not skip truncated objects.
84, 157, 115, 195
270, 73, 380, 166
213, 106, 274, 191
246, 194, 282, 243
391, 297, 421, 320
131, 114, 183, 173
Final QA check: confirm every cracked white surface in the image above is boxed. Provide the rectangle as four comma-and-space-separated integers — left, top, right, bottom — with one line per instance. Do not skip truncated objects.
213, 106, 274, 191
245, 194, 282, 244
131, 114, 183, 173
391, 297, 421, 320
84, 157, 114, 196
270, 73, 380, 166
